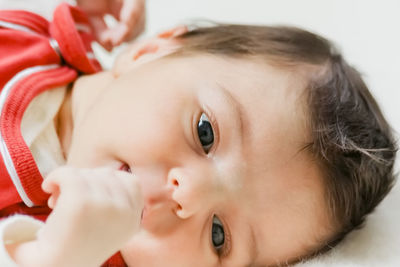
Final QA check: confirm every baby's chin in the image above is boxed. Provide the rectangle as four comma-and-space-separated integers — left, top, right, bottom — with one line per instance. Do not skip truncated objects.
120, 232, 166, 267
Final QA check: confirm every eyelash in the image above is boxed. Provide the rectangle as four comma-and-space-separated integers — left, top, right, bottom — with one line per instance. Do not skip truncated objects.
212, 215, 232, 258
195, 107, 219, 155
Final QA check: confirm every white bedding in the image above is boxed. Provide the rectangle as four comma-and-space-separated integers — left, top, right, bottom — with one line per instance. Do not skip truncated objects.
295, 181, 400, 267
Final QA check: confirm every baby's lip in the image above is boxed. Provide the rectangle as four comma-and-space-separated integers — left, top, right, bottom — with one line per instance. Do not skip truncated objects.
139, 192, 177, 234
140, 203, 162, 231
140, 206, 145, 221
140, 206, 147, 223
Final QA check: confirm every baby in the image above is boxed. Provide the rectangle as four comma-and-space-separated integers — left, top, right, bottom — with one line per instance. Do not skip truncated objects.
0, 3, 397, 267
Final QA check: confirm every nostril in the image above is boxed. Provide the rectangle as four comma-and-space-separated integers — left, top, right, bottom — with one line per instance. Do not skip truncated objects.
172, 204, 183, 216
174, 204, 185, 218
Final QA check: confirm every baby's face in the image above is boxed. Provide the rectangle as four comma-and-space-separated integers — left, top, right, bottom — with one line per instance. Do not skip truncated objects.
67, 54, 331, 266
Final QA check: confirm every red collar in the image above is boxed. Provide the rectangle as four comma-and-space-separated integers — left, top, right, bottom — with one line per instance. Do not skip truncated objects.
0, 3, 100, 207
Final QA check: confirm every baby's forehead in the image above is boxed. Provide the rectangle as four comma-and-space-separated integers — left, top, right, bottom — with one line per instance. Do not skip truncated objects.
217, 57, 310, 127
160, 54, 311, 142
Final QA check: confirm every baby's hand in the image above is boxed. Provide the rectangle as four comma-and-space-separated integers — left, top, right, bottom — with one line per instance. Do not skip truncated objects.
77, 0, 146, 50
14, 166, 143, 267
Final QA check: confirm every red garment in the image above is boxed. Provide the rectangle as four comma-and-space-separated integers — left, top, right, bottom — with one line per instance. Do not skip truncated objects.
0, 4, 126, 266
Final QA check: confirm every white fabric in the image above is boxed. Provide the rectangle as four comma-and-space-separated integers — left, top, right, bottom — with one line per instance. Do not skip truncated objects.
0, 215, 44, 267
294, 182, 400, 267
21, 86, 67, 177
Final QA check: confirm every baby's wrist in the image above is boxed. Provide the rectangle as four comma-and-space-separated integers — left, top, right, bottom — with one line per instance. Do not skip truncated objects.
12, 236, 109, 267
11, 240, 83, 267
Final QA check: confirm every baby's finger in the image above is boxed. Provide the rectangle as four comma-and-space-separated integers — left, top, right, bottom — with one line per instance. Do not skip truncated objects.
120, 0, 144, 27
42, 174, 60, 194
47, 194, 58, 209
108, 24, 129, 47
42, 168, 68, 208
43, 166, 81, 193
115, 0, 145, 43
114, 170, 144, 210
89, 16, 113, 51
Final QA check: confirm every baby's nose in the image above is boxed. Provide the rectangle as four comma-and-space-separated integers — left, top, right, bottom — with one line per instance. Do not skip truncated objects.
132, 166, 174, 206
167, 168, 219, 220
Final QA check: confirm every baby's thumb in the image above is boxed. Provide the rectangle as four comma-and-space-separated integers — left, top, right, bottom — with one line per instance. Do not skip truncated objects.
42, 167, 70, 208
42, 179, 60, 209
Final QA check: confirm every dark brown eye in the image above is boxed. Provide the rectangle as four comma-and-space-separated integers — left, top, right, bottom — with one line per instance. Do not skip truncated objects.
197, 113, 214, 154
212, 216, 225, 252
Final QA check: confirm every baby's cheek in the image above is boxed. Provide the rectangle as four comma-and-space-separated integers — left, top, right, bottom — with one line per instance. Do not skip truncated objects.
120, 233, 200, 267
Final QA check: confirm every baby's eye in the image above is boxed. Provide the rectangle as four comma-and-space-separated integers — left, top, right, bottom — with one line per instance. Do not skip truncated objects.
197, 113, 214, 154
211, 215, 225, 254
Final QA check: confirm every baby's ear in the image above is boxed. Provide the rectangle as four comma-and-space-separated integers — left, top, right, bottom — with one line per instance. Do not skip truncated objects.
112, 26, 187, 77
157, 25, 188, 39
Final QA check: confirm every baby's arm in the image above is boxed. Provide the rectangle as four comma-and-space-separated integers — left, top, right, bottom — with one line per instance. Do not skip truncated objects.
6, 167, 143, 267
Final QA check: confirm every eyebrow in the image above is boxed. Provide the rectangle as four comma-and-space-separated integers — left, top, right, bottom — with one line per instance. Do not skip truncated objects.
215, 82, 245, 146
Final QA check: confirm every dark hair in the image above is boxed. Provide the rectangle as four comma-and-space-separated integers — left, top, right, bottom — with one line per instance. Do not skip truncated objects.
174, 24, 397, 261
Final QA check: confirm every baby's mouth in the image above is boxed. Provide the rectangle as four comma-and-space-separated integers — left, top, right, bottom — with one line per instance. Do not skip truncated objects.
140, 205, 147, 224
118, 163, 177, 233
119, 163, 132, 173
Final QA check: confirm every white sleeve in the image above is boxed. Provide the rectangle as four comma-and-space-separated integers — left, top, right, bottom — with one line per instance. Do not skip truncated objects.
0, 215, 43, 267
